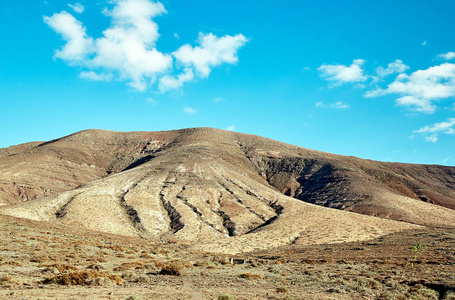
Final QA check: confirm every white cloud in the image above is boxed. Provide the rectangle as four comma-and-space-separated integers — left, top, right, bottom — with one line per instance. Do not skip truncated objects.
226, 125, 235, 131
318, 59, 367, 86
68, 3, 84, 14
183, 107, 197, 114
425, 134, 438, 143
44, 0, 247, 92
213, 97, 224, 103
437, 52, 455, 61
366, 63, 455, 114
173, 32, 248, 77
414, 117, 455, 142
43, 11, 94, 62
315, 101, 350, 109
93, 0, 171, 91
422, 40, 427, 46
158, 68, 194, 92
332, 101, 350, 109
376, 59, 409, 78
79, 71, 112, 81
394, 96, 436, 114
173, 33, 180, 39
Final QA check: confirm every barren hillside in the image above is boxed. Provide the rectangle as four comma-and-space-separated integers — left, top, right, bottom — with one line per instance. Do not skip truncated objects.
1, 128, 454, 253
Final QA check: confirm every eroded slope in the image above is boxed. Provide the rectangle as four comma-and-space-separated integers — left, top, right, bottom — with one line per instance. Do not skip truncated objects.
0, 127, 454, 253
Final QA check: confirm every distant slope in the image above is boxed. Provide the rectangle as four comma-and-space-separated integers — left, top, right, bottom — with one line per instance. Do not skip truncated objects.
0, 127, 454, 253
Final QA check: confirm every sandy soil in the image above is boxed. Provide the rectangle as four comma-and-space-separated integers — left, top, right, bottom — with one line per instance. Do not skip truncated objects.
0, 215, 454, 300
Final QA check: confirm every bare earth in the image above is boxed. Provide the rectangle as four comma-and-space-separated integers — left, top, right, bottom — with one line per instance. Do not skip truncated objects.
0, 128, 454, 299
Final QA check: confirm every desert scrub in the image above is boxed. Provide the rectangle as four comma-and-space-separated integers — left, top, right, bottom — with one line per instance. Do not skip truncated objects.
86, 264, 105, 271
276, 287, 289, 293
212, 256, 231, 265
121, 271, 149, 283
218, 295, 234, 300
0, 274, 16, 285
1, 261, 23, 267
140, 251, 153, 259
159, 263, 183, 276
168, 259, 193, 268
267, 265, 281, 274
393, 243, 426, 298
193, 260, 209, 267
405, 284, 439, 300
30, 255, 50, 263
240, 273, 263, 280
42, 263, 78, 272
42, 270, 123, 286
444, 290, 455, 300
114, 261, 147, 271
157, 259, 193, 276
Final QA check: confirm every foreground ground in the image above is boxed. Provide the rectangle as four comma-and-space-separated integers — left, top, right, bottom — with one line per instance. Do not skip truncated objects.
0, 215, 454, 300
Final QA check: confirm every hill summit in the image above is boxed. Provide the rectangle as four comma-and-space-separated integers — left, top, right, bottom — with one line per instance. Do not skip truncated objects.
1, 127, 454, 253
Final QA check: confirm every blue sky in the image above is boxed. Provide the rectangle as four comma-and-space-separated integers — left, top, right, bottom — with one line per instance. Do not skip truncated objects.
1, 0, 455, 166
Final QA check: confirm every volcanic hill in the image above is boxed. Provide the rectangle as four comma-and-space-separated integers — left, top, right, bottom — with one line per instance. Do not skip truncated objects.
1, 127, 454, 254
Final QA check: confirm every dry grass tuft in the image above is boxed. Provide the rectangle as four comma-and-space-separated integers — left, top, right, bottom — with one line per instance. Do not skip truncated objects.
86, 264, 105, 271
160, 263, 183, 276
43, 263, 78, 273
42, 270, 123, 286
276, 287, 289, 293
2, 261, 23, 267
121, 271, 149, 283
114, 261, 147, 271
0, 274, 16, 285
240, 273, 263, 280
30, 255, 50, 263
140, 251, 153, 259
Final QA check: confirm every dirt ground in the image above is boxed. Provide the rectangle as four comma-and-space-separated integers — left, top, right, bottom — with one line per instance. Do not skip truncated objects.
0, 215, 454, 300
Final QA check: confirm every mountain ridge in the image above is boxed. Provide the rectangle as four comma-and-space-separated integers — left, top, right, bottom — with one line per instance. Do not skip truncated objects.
1, 127, 454, 254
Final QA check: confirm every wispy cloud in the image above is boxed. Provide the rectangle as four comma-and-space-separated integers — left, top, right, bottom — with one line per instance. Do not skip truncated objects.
375, 59, 409, 79
79, 71, 112, 81
68, 3, 84, 14
421, 40, 427, 46
437, 52, 455, 61
442, 157, 452, 164
213, 97, 224, 103
183, 107, 197, 114
315, 101, 350, 109
226, 125, 235, 131
318, 59, 367, 87
414, 117, 455, 142
44, 0, 247, 93
146, 97, 157, 105
366, 63, 455, 114
158, 68, 194, 92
